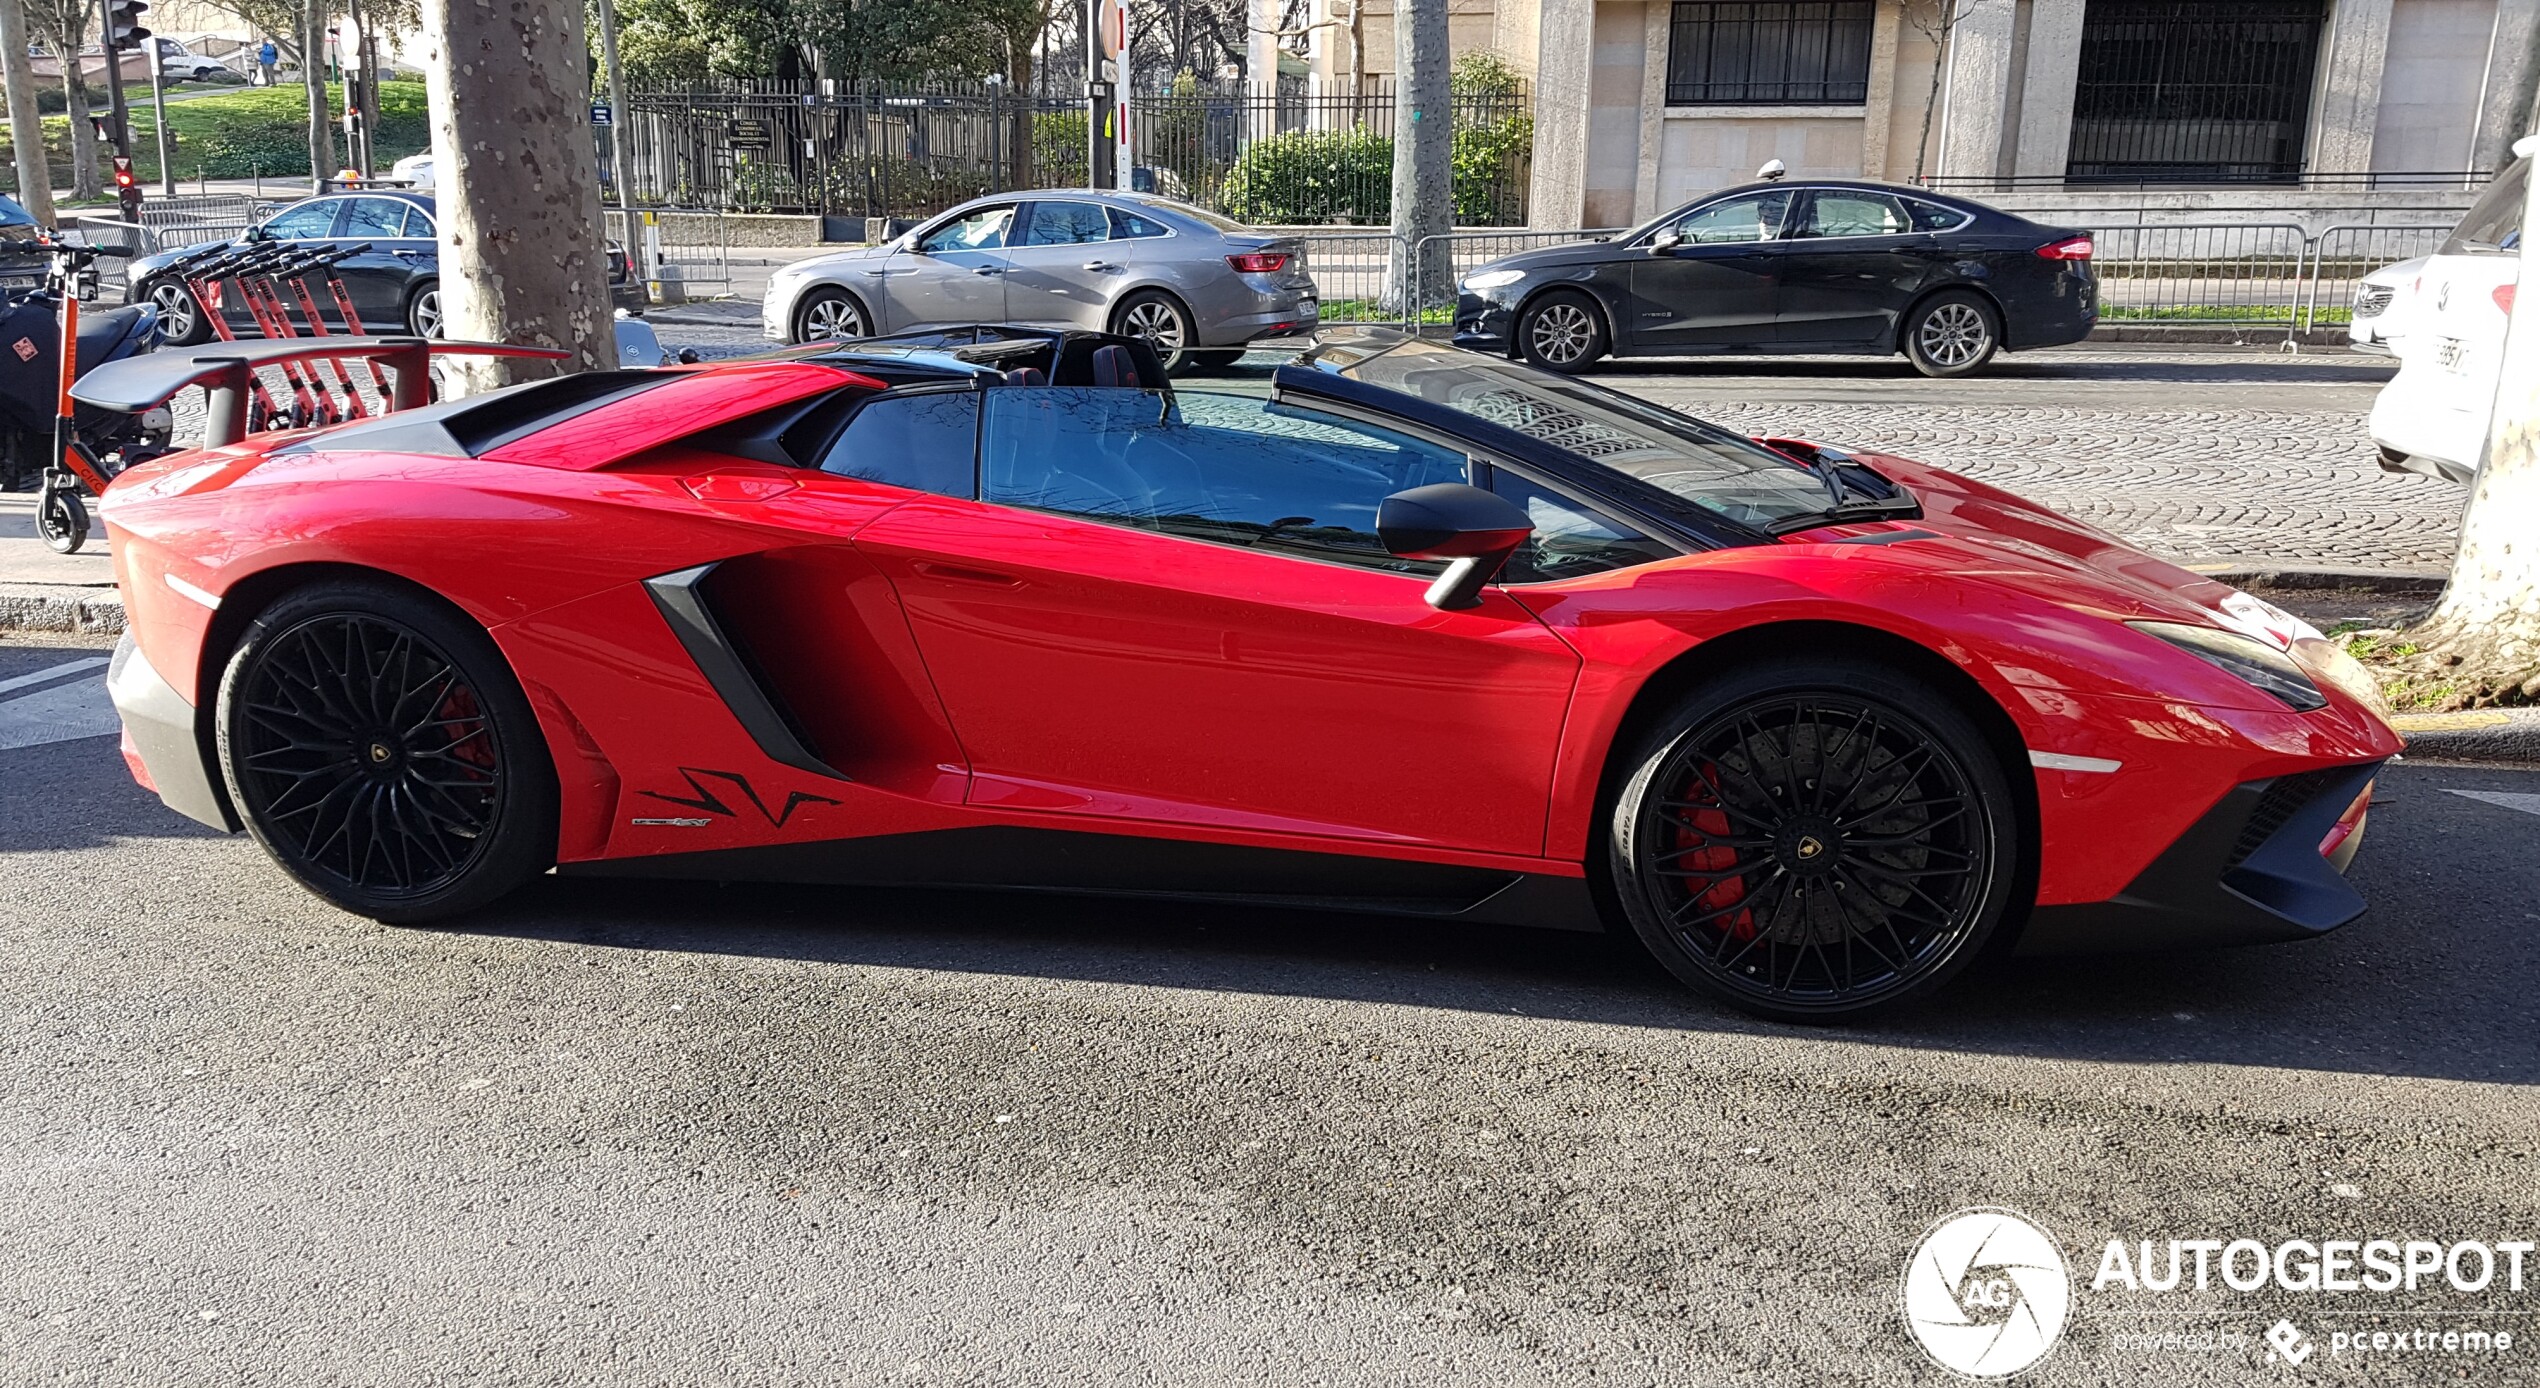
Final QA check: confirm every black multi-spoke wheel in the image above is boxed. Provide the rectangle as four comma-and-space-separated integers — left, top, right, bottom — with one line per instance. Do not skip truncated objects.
1609, 660, 2016, 1020
217, 583, 556, 923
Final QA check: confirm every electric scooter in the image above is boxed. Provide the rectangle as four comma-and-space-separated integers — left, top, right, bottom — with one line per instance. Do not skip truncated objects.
0, 240, 167, 553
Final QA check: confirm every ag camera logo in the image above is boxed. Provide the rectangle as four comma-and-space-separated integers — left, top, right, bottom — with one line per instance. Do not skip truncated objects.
1902, 1207, 2072, 1377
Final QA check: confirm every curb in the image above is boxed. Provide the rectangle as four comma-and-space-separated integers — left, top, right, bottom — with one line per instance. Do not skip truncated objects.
0, 584, 126, 636
2393, 710, 2540, 765
2189, 566, 2448, 596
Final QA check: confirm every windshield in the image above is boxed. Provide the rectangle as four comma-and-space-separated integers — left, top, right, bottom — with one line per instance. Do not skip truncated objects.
2444, 159, 2527, 256
0, 195, 32, 227
1317, 337, 1837, 527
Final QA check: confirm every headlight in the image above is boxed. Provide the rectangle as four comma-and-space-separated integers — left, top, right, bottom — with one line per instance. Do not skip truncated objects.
1461, 269, 1525, 291
2130, 621, 2327, 711
2211, 588, 2321, 650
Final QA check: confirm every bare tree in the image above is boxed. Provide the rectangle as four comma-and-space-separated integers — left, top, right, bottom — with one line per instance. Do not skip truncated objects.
421, 0, 619, 391
1, 0, 57, 222
1906, 0, 1973, 183
2402, 133, 2540, 701
28, 0, 100, 200
1386, 0, 1449, 313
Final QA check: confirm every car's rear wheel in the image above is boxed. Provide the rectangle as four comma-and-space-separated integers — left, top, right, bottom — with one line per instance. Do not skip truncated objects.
1111, 290, 1194, 372
1517, 290, 1608, 373
794, 287, 868, 342
1903, 290, 1999, 378
1607, 658, 2016, 1022
144, 278, 212, 345
406, 281, 443, 338
216, 582, 557, 924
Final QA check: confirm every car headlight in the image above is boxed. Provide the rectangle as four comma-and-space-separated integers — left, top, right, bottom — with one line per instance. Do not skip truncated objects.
2129, 621, 2327, 711
2211, 588, 2321, 651
1461, 269, 1525, 291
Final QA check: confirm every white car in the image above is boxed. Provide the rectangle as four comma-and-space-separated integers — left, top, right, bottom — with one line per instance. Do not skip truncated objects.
389, 153, 435, 191
2345, 255, 2425, 354
2370, 144, 2527, 484
146, 39, 227, 79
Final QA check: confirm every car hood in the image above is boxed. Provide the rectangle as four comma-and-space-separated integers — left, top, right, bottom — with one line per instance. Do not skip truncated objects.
1469, 239, 1630, 277
127, 236, 241, 280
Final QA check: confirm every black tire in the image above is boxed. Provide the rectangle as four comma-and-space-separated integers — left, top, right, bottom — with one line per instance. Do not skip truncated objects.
1605, 657, 2017, 1022
1110, 289, 1194, 372
1516, 289, 1609, 373
36, 484, 87, 554
144, 277, 213, 346
405, 280, 442, 338
1188, 348, 1245, 370
216, 581, 557, 924
1902, 290, 1999, 379
792, 287, 869, 343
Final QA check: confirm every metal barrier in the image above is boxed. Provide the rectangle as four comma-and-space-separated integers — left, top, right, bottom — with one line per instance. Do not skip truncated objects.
1409, 228, 1627, 325
605, 209, 734, 299
2299, 223, 2455, 332
2090, 223, 2311, 329
1293, 231, 1408, 327
138, 194, 259, 254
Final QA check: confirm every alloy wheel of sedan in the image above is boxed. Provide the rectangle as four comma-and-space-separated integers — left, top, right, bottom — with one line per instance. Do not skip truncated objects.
410, 287, 443, 338
1917, 301, 1990, 367
800, 291, 866, 341
1114, 292, 1192, 370
1527, 302, 1596, 365
147, 280, 203, 345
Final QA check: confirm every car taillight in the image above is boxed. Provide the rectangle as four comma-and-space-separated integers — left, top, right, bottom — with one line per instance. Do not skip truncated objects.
2036, 236, 2093, 261
1227, 252, 1290, 274
2496, 283, 2517, 315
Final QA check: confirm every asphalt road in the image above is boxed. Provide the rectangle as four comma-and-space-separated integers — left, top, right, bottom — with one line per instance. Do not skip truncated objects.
4, 637, 2538, 1386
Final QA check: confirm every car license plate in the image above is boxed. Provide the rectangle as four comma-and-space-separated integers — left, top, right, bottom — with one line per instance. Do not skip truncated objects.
1301, 298, 1318, 317
2435, 337, 2467, 372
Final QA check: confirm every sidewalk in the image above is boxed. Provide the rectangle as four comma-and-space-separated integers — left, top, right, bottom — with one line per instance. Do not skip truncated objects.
0, 496, 120, 635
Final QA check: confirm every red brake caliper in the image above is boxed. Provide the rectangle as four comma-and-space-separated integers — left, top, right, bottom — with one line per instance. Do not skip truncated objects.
1673, 760, 1755, 940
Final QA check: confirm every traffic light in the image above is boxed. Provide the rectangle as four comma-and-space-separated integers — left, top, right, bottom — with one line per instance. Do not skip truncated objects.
105, 0, 149, 50
111, 156, 135, 191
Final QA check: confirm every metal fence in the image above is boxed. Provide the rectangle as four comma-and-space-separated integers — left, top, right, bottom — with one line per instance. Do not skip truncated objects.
603, 209, 734, 296
2298, 223, 2455, 331
617, 77, 1532, 227
2091, 222, 2311, 326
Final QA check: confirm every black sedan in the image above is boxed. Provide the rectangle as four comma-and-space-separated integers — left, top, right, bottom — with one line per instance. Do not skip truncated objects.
129, 190, 646, 345
1454, 179, 2097, 377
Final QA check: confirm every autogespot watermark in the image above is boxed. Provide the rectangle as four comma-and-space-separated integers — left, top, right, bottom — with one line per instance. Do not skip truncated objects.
1898, 1212, 2533, 1378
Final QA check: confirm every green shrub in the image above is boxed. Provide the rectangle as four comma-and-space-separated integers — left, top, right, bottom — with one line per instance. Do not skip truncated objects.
1218, 125, 1392, 224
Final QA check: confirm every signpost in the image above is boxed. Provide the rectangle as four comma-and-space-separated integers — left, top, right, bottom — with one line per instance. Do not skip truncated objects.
1087, 0, 1130, 191
727, 118, 772, 152
590, 104, 612, 126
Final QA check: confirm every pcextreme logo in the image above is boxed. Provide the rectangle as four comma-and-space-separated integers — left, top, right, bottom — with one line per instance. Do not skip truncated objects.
1901, 1207, 2073, 1378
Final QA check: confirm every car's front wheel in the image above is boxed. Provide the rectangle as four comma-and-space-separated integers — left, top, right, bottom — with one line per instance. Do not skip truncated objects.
1903, 290, 1999, 378
1606, 657, 2018, 1022
1516, 290, 1608, 373
794, 287, 868, 342
216, 581, 558, 924
144, 278, 212, 345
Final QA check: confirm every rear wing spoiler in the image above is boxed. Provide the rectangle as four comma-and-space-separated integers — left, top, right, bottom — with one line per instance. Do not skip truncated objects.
69, 337, 570, 448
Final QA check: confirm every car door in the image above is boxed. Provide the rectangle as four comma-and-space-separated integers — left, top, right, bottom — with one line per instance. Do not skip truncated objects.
1624, 189, 1792, 350
1773, 188, 1945, 348
998, 200, 1121, 330
229, 197, 343, 329
329, 196, 431, 328
851, 386, 1582, 858
875, 203, 1015, 330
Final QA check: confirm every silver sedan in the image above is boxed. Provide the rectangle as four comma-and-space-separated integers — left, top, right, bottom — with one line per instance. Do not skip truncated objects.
761, 190, 1320, 369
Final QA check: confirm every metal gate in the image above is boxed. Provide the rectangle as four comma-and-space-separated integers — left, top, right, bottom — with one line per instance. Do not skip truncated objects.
2066, 0, 2327, 183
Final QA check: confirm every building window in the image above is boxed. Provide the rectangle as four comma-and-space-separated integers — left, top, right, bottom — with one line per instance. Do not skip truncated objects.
2066, 0, 2328, 183
1665, 1, 1874, 106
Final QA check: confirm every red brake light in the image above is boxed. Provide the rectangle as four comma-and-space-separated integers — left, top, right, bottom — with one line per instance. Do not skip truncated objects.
2036, 236, 2092, 261
2496, 283, 2517, 315
1227, 252, 1290, 274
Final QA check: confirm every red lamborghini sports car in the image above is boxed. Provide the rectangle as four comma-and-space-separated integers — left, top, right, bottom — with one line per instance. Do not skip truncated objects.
91, 327, 2399, 1020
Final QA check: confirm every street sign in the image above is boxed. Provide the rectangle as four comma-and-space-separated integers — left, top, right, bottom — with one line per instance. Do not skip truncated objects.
591, 103, 612, 126
727, 118, 771, 151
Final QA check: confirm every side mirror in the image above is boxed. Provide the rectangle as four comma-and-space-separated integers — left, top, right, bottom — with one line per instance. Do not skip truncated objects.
1377, 482, 1533, 610
1649, 229, 1683, 254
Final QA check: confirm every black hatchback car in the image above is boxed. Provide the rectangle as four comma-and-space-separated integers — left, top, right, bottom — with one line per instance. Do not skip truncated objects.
1454, 179, 2096, 377
129, 190, 646, 345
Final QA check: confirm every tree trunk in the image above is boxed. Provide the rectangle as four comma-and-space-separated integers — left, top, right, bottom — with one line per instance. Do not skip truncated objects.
422, 0, 620, 392
60, 52, 99, 201
301, 0, 332, 192
1912, 2, 1958, 184
0, 0, 57, 222
2412, 133, 2540, 702
1009, 47, 1035, 191
1385, 0, 1449, 316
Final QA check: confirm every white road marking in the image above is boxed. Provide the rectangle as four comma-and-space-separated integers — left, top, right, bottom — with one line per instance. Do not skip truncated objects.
0, 655, 108, 696
2446, 789, 2540, 819
0, 671, 120, 752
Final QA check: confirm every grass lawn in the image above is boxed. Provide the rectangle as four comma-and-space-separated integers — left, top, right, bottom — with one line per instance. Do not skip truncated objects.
0, 81, 430, 194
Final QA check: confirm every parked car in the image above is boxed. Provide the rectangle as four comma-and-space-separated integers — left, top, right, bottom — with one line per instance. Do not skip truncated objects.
144, 39, 230, 80
2345, 255, 2426, 354
1452, 173, 2097, 377
0, 194, 43, 294
762, 190, 1319, 370
2370, 144, 2529, 484
127, 190, 648, 345
388, 153, 435, 191
90, 324, 2398, 1021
